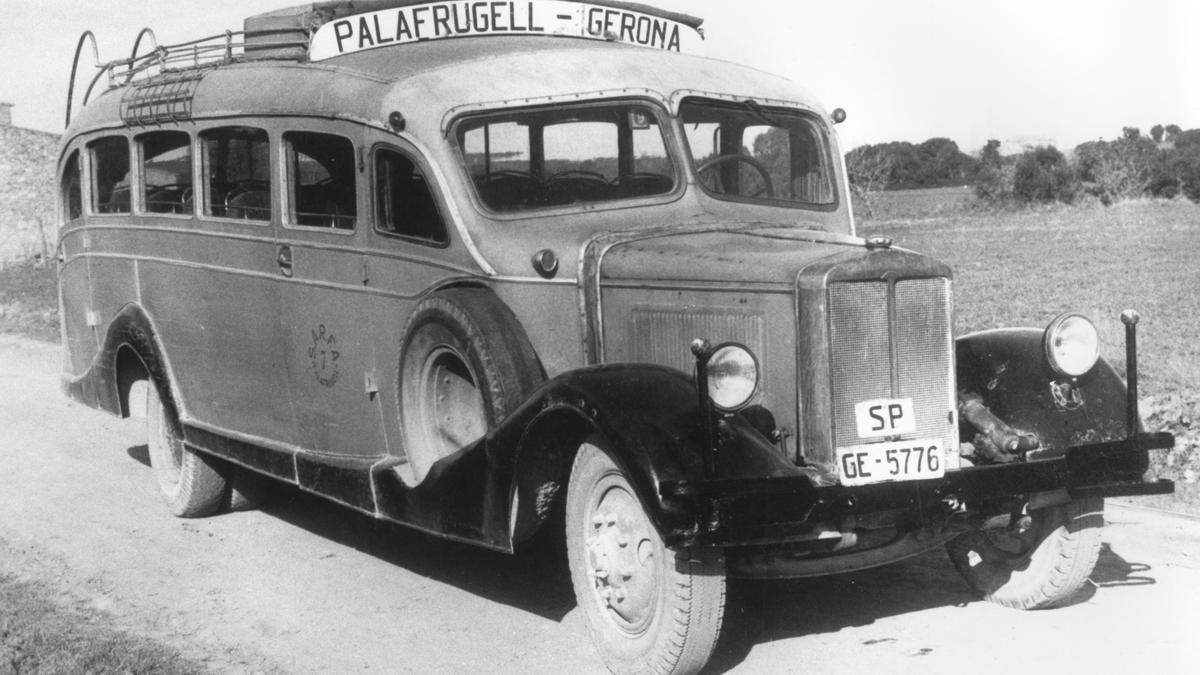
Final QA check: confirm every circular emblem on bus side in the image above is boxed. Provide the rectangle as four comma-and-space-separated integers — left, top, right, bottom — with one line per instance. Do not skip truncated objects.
309, 324, 340, 387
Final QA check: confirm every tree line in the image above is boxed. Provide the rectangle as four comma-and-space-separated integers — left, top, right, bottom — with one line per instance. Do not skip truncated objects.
846, 125, 1200, 208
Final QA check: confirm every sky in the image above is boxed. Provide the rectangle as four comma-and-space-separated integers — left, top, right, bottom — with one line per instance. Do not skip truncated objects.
1, 0, 1195, 155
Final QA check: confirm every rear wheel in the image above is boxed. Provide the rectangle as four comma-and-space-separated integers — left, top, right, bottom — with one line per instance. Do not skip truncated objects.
146, 380, 227, 517
566, 441, 726, 674
946, 497, 1103, 609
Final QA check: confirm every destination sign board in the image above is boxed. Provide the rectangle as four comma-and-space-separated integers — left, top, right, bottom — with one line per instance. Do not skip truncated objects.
309, 0, 704, 61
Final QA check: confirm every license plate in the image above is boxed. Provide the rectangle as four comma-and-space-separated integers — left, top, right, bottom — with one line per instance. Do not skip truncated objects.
836, 439, 945, 486
854, 398, 915, 438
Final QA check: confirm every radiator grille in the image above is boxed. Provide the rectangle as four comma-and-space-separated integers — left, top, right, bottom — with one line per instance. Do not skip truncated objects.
631, 308, 763, 377
828, 278, 954, 450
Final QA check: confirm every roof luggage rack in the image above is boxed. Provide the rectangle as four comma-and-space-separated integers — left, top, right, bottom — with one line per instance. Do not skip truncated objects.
65, 1, 706, 127
65, 27, 251, 127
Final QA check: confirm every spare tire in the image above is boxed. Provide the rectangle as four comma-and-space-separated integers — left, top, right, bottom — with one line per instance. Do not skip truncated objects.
398, 287, 544, 483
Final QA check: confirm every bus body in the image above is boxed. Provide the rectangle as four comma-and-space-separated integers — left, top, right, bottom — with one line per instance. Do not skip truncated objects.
58, 2, 1174, 672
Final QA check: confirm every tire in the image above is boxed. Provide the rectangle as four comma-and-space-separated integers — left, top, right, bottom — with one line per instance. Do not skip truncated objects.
946, 497, 1104, 609
146, 379, 228, 518
398, 288, 543, 483
566, 441, 726, 675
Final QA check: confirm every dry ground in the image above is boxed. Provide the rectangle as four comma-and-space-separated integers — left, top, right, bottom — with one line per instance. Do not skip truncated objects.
3, 335, 1200, 674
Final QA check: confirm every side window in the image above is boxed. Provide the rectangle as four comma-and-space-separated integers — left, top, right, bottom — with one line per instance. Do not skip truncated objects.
88, 136, 130, 214
61, 150, 82, 222
375, 149, 447, 244
201, 127, 271, 221
285, 132, 356, 230
139, 131, 193, 215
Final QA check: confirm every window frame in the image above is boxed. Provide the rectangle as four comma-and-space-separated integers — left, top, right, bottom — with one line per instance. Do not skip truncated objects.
135, 129, 195, 218
450, 99, 683, 219
371, 143, 451, 248
198, 125, 274, 225
281, 130, 358, 234
60, 148, 84, 225
678, 97, 840, 213
86, 135, 133, 217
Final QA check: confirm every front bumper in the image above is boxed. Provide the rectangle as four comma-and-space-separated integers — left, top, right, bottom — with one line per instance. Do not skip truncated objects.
659, 432, 1174, 548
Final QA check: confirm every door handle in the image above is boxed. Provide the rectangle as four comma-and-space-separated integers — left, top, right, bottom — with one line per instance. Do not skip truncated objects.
277, 245, 293, 277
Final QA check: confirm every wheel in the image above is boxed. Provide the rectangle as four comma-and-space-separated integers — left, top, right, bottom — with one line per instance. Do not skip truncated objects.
946, 497, 1104, 609
146, 379, 228, 517
566, 441, 726, 675
696, 154, 775, 198
398, 288, 543, 483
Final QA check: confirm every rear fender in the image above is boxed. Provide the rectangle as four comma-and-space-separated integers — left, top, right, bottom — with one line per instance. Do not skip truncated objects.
956, 329, 1133, 458
64, 303, 169, 419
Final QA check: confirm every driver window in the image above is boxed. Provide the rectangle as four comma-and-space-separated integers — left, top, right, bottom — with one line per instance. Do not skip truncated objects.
138, 131, 193, 215
201, 126, 271, 221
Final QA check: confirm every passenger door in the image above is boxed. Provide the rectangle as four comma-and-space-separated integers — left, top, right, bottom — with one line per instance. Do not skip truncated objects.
275, 129, 389, 458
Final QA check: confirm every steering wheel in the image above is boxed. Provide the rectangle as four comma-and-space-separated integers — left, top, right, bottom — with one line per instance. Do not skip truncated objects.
696, 155, 775, 198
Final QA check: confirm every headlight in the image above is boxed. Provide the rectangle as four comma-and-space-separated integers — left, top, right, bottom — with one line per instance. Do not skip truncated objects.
1043, 313, 1100, 377
706, 343, 759, 411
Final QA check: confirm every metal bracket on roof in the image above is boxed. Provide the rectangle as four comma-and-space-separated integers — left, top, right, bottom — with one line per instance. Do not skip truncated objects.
119, 70, 207, 126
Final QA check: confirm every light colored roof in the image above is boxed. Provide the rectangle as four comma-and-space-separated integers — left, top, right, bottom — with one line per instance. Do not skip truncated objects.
69, 34, 824, 140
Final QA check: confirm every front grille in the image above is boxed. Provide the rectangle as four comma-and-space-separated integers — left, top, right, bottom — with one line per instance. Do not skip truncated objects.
827, 278, 955, 450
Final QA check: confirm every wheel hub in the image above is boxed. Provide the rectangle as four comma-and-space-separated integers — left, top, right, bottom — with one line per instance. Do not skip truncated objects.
586, 482, 658, 634
420, 347, 486, 453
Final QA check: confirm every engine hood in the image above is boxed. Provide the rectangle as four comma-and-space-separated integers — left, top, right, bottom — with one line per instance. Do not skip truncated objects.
579, 222, 952, 365
586, 223, 879, 288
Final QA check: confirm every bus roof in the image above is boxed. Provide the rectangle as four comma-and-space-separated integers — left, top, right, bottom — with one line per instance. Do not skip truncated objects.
66, 3, 824, 139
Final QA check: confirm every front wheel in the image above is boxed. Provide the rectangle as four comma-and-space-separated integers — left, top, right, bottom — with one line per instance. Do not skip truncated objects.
566, 441, 726, 675
946, 497, 1103, 609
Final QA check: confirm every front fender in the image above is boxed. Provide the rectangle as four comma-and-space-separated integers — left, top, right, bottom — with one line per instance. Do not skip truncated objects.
503, 364, 806, 544
956, 328, 1134, 458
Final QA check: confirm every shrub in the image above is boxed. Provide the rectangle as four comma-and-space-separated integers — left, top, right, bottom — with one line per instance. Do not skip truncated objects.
973, 140, 1010, 203
1074, 135, 1157, 204
1012, 145, 1076, 204
1175, 145, 1200, 203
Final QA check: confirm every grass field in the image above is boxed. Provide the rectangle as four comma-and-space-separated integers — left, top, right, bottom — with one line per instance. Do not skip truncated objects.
0, 572, 206, 674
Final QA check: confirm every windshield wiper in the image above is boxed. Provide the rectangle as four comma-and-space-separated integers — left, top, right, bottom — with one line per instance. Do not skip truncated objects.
741, 99, 785, 128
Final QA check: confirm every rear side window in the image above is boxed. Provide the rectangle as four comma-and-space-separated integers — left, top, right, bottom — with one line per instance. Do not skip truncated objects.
285, 132, 357, 230
139, 131, 193, 215
88, 136, 130, 214
61, 150, 82, 222
201, 127, 271, 221
375, 149, 447, 244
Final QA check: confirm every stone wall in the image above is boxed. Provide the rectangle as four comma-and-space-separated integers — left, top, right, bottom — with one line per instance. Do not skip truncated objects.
0, 118, 60, 264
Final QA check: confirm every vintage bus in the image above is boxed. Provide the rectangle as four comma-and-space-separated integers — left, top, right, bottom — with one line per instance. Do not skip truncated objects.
59, 1, 1174, 672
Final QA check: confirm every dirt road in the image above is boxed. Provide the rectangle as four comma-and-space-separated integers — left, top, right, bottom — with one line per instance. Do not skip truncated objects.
2, 335, 1197, 674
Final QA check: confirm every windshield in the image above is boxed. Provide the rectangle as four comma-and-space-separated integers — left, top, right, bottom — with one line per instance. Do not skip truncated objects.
456, 103, 675, 212
680, 98, 836, 208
